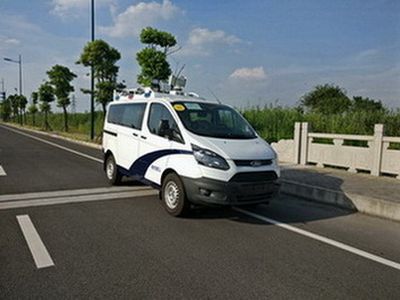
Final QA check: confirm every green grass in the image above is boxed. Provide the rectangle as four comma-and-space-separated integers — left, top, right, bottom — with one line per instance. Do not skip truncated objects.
243, 106, 400, 143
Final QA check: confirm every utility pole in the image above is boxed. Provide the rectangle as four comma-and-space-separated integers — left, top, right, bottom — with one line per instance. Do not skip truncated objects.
18, 54, 22, 96
90, 0, 95, 140
1, 78, 5, 100
71, 94, 76, 114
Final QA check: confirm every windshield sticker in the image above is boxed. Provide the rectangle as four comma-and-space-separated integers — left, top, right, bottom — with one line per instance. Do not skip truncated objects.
185, 103, 202, 110
173, 104, 186, 111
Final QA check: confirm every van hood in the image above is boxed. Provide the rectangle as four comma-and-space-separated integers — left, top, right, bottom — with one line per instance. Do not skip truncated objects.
189, 135, 276, 160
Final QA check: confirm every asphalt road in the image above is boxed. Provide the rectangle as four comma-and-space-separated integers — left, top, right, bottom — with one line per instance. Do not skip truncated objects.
1, 124, 400, 299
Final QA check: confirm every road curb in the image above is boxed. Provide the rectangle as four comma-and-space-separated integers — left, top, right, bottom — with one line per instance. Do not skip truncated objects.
280, 179, 400, 222
0, 122, 102, 150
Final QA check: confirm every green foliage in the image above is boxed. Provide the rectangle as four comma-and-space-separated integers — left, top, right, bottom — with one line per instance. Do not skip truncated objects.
38, 82, 55, 130
243, 105, 304, 142
136, 27, 176, 86
77, 39, 121, 113
38, 82, 55, 107
301, 84, 351, 114
351, 96, 384, 112
243, 105, 400, 143
21, 111, 104, 139
140, 27, 177, 53
47, 64, 77, 131
0, 98, 12, 121
31, 91, 39, 104
136, 48, 171, 86
47, 65, 76, 108
28, 103, 38, 115
18, 95, 27, 110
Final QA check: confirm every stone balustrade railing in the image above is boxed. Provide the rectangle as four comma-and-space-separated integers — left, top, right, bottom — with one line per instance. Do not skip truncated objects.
271, 122, 400, 179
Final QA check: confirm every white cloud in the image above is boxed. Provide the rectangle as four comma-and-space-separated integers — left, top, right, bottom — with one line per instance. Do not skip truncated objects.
180, 27, 241, 56
0, 36, 20, 50
51, 0, 113, 17
355, 48, 379, 60
100, 0, 181, 37
229, 67, 267, 80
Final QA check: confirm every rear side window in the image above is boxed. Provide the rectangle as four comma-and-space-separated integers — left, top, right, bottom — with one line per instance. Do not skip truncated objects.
108, 103, 146, 129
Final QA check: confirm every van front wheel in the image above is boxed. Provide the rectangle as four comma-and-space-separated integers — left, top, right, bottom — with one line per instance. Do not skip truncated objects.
162, 173, 190, 217
105, 154, 122, 185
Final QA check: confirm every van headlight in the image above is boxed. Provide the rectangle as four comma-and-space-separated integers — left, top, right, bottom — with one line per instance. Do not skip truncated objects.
191, 144, 230, 170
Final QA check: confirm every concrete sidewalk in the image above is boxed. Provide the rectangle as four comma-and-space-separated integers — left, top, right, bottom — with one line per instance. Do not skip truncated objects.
279, 164, 400, 222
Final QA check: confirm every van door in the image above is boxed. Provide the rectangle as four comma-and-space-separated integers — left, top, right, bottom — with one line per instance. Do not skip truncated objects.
138, 103, 184, 182
116, 103, 147, 170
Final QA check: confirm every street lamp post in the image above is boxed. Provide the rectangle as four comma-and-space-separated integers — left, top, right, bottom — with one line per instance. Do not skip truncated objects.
3, 55, 22, 96
90, 0, 95, 140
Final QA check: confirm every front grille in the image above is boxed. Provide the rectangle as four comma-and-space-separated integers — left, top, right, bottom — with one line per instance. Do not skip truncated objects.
230, 171, 278, 183
234, 159, 272, 167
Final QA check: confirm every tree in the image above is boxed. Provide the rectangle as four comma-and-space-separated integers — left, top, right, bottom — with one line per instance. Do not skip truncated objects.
300, 84, 351, 115
28, 91, 39, 126
9, 94, 20, 123
136, 27, 177, 86
76, 39, 121, 114
38, 82, 55, 130
47, 65, 77, 132
0, 98, 12, 121
351, 96, 384, 112
18, 95, 28, 125
140, 27, 177, 54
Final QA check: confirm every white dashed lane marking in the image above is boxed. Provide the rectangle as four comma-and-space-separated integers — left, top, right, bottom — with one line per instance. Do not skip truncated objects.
0, 165, 6, 176
17, 214, 55, 269
0, 186, 157, 210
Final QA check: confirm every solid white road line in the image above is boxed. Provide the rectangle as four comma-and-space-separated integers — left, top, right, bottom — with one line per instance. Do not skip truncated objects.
17, 215, 55, 269
0, 125, 102, 163
1, 189, 158, 210
0, 186, 151, 202
234, 207, 400, 272
0, 165, 6, 176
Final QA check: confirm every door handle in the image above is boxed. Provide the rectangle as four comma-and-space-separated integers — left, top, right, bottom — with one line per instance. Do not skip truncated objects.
140, 135, 147, 140
132, 132, 138, 137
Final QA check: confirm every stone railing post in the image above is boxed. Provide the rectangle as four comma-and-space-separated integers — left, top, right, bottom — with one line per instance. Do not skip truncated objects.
371, 124, 384, 176
293, 122, 301, 164
300, 122, 309, 165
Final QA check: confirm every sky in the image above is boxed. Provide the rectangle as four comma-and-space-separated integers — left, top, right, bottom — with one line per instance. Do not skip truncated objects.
0, 0, 399, 112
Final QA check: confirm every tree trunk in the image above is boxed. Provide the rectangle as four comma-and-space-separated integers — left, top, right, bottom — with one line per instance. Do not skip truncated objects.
102, 103, 107, 117
63, 106, 68, 132
44, 111, 48, 130
32, 113, 36, 127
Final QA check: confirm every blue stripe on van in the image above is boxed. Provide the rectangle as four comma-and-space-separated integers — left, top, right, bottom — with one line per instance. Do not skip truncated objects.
129, 149, 192, 177
117, 149, 193, 188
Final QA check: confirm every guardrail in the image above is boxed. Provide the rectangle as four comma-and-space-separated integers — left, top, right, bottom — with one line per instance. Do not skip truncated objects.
272, 122, 400, 179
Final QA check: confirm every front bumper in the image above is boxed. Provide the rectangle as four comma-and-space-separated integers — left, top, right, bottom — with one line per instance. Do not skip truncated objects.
181, 174, 280, 206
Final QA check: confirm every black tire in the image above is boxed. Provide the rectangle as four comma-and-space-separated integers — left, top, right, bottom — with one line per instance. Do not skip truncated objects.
105, 154, 122, 185
162, 173, 190, 217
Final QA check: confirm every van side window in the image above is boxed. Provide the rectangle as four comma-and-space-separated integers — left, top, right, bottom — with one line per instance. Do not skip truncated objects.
148, 103, 182, 141
108, 103, 146, 129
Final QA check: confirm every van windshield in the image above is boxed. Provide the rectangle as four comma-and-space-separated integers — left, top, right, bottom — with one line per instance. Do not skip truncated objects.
172, 102, 257, 139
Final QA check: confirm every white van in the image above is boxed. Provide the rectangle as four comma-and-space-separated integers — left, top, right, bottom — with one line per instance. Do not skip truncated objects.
102, 88, 280, 216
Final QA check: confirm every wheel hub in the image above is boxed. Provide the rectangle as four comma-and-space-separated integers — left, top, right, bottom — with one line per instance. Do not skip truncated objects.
165, 181, 179, 209
106, 161, 114, 179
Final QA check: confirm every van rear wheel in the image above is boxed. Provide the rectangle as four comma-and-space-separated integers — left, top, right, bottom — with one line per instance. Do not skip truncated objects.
162, 173, 190, 217
105, 154, 122, 185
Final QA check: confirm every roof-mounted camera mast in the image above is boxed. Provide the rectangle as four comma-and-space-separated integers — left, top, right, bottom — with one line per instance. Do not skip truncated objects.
113, 75, 202, 101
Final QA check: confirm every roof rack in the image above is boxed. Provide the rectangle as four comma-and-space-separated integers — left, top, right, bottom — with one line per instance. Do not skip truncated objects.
113, 74, 204, 101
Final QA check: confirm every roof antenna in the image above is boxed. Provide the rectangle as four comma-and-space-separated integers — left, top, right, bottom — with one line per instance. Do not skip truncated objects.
207, 88, 221, 104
